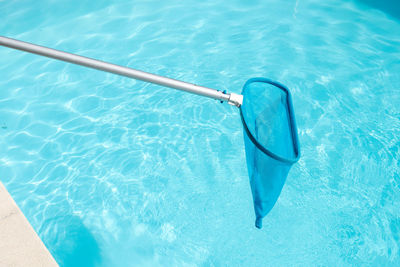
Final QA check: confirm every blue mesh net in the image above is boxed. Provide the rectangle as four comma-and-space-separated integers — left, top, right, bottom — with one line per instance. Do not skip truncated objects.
240, 78, 300, 228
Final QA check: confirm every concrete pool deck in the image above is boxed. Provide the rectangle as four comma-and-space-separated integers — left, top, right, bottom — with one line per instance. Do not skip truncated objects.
0, 182, 58, 266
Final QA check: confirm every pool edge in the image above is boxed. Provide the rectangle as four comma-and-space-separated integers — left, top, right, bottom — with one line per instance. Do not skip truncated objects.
0, 182, 58, 267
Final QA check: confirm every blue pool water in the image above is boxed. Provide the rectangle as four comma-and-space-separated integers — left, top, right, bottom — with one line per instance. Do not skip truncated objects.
1, 0, 400, 266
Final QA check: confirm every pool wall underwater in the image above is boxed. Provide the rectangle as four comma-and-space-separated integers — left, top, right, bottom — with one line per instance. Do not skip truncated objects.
357, 0, 400, 20
0, 0, 399, 266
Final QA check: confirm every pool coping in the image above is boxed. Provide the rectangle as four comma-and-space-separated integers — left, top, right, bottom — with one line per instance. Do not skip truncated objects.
0, 182, 58, 266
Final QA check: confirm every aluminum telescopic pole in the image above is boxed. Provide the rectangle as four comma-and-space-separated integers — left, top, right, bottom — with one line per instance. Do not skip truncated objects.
0, 36, 243, 107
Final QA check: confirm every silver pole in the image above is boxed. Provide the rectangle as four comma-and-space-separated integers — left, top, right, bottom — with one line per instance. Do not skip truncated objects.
0, 36, 242, 107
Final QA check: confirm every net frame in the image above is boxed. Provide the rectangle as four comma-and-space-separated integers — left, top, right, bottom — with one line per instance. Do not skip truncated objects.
240, 77, 300, 163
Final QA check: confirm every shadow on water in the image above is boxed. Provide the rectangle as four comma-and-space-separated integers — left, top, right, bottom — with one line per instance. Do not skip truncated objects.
357, 0, 400, 20
40, 215, 101, 267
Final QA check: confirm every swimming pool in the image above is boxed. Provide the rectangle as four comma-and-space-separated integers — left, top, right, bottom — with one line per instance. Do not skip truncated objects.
1, 0, 399, 265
